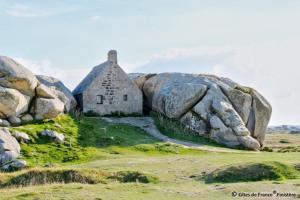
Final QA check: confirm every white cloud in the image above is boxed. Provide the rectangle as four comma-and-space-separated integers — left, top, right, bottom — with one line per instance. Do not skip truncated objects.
6, 4, 50, 17
14, 57, 89, 90
89, 15, 101, 21
5, 3, 79, 18
132, 41, 300, 125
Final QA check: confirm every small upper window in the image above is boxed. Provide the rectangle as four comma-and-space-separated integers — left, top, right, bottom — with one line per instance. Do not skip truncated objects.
123, 94, 128, 101
96, 95, 104, 104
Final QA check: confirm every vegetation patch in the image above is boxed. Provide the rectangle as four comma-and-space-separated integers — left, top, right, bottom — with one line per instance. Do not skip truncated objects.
151, 112, 221, 147
277, 146, 300, 153
109, 171, 159, 183
204, 162, 300, 183
262, 146, 300, 153
84, 110, 101, 117
234, 86, 252, 94
9, 114, 159, 166
133, 143, 204, 155
103, 112, 142, 117
134, 143, 182, 154
1, 169, 107, 187
10, 115, 89, 166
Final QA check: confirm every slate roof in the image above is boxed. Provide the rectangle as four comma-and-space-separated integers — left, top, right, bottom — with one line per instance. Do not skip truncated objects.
72, 61, 108, 95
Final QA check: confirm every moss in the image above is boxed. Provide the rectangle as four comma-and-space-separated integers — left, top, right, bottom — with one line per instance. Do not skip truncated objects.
109, 171, 159, 183
204, 161, 299, 183
234, 86, 252, 94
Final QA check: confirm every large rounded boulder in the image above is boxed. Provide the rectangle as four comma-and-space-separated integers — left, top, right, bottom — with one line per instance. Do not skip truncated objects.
143, 73, 272, 150
0, 86, 31, 118
0, 56, 38, 97
0, 56, 76, 124
36, 75, 77, 112
0, 128, 20, 165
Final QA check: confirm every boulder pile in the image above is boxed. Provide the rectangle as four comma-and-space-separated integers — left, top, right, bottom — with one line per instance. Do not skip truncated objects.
0, 56, 76, 126
131, 73, 272, 150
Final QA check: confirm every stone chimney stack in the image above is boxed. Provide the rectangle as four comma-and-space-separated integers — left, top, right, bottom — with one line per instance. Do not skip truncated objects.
108, 50, 118, 63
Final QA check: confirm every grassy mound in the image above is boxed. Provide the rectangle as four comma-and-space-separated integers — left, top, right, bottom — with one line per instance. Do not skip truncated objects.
205, 162, 300, 183
10, 115, 88, 165
109, 171, 159, 183
1, 169, 107, 187
0, 169, 159, 187
10, 115, 159, 166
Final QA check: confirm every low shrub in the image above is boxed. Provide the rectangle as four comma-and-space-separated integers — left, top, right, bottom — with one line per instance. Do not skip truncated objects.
84, 110, 100, 117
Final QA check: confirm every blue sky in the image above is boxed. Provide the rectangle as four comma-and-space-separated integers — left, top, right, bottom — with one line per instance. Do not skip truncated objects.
0, 0, 300, 125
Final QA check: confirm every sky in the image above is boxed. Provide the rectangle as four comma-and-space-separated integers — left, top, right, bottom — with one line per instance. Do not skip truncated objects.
0, 0, 299, 125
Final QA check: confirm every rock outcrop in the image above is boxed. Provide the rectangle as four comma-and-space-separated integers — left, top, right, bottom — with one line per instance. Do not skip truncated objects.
12, 131, 30, 143
0, 56, 76, 125
41, 129, 65, 144
0, 86, 31, 118
0, 56, 38, 97
37, 75, 77, 112
140, 73, 272, 150
0, 128, 26, 170
33, 98, 65, 120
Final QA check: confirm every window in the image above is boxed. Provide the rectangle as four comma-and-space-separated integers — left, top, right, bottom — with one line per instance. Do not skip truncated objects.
123, 94, 128, 101
96, 95, 104, 104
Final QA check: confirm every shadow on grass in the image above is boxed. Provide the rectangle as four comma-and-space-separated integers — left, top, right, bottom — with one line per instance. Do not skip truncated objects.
76, 117, 159, 148
150, 111, 225, 148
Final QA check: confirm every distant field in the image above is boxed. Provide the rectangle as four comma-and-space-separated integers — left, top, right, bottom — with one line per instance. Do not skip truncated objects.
0, 115, 299, 200
264, 133, 300, 152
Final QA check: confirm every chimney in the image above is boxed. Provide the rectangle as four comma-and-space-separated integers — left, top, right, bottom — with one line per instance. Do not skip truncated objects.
107, 50, 117, 63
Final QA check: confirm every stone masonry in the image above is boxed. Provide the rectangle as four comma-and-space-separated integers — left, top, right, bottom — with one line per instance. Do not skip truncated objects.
73, 50, 143, 116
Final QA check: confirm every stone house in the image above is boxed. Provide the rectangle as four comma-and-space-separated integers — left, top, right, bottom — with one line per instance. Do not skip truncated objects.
73, 50, 143, 115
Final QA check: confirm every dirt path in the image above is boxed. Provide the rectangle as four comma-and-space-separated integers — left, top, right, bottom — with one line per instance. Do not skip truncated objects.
102, 117, 249, 153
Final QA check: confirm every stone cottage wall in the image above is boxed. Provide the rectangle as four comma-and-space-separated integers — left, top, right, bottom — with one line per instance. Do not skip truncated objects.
82, 63, 143, 115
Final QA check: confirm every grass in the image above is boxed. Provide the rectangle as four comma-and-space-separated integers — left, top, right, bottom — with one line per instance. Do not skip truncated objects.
9, 114, 160, 166
151, 111, 222, 147
1, 114, 299, 199
108, 171, 159, 183
263, 133, 300, 152
204, 161, 300, 183
133, 143, 206, 155
0, 169, 158, 188
1, 169, 107, 187
10, 115, 88, 166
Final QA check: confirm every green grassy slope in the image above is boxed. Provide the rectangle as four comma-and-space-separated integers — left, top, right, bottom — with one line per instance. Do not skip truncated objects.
1, 114, 299, 200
